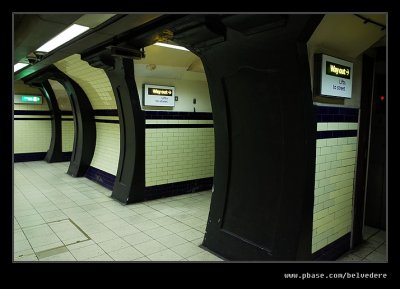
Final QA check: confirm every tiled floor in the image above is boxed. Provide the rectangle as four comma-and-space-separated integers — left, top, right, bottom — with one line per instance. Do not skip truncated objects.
337, 226, 387, 262
14, 161, 386, 262
14, 161, 222, 262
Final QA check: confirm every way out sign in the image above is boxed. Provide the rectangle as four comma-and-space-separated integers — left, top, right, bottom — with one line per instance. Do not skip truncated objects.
143, 84, 175, 107
314, 54, 353, 99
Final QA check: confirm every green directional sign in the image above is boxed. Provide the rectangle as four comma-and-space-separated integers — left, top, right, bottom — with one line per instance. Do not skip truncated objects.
21, 95, 41, 103
14, 94, 43, 104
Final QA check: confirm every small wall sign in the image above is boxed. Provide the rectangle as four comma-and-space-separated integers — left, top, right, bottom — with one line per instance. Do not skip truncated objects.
143, 84, 175, 107
314, 54, 353, 99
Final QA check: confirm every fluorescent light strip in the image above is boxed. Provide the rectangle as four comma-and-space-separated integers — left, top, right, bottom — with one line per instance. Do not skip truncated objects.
154, 42, 189, 51
36, 24, 90, 53
14, 63, 29, 72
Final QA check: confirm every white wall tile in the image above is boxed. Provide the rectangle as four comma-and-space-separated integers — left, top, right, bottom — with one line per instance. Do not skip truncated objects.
145, 127, 214, 186
90, 123, 120, 175
348, 123, 359, 130
317, 122, 358, 132
14, 120, 51, 153
312, 135, 358, 253
317, 123, 328, 131
62, 121, 74, 152
55, 54, 117, 110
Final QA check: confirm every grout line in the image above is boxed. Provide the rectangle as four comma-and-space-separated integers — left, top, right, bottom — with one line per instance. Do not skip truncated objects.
68, 218, 92, 240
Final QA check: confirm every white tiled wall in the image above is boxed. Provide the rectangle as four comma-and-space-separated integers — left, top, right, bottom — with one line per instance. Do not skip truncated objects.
55, 54, 121, 176
90, 119, 120, 175
62, 119, 74, 152
145, 120, 214, 187
55, 54, 117, 110
14, 103, 49, 111
14, 120, 51, 153
312, 122, 359, 253
14, 88, 51, 154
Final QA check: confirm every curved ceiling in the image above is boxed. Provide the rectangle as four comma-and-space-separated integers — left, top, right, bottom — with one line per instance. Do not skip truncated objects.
308, 14, 386, 59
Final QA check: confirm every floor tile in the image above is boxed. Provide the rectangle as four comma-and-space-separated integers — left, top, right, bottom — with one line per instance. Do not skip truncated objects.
143, 227, 174, 239
157, 234, 188, 248
87, 230, 118, 243
97, 238, 131, 253
69, 244, 106, 261
364, 251, 387, 262
186, 251, 223, 261
170, 242, 204, 258
176, 228, 204, 241
123, 232, 153, 246
134, 240, 166, 255
134, 220, 160, 231
111, 225, 141, 237
108, 246, 144, 261
86, 254, 114, 261
147, 249, 184, 261
14, 253, 39, 261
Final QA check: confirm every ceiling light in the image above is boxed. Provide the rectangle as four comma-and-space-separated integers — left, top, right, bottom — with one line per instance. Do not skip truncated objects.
14, 63, 29, 72
154, 42, 189, 51
36, 24, 90, 53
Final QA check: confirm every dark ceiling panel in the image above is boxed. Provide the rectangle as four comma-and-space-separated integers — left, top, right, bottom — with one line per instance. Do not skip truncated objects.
14, 14, 83, 64
14, 14, 168, 80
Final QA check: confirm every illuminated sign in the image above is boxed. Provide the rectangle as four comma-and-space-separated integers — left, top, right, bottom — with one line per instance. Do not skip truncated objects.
314, 54, 353, 99
143, 84, 175, 107
14, 94, 43, 104
147, 87, 173, 96
326, 62, 351, 79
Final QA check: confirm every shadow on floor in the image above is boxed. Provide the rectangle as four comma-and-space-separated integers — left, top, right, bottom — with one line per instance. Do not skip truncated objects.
337, 226, 386, 262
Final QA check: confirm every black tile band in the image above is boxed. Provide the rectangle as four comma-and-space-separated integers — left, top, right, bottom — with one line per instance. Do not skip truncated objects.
95, 119, 119, 124
14, 110, 51, 115
14, 152, 72, 162
315, 106, 359, 123
94, 109, 119, 116
145, 111, 213, 120
144, 177, 213, 201
61, 152, 72, 161
146, 124, 214, 129
317, 130, 358, 139
61, 111, 73, 115
84, 166, 213, 200
14, 152, 47, 162
62, 119, 74, 121
312, 233, 351, 261
85, 166, 116, 191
